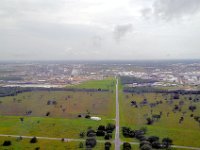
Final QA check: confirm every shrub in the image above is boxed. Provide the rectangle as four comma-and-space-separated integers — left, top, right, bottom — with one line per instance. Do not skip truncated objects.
140, 144, 152, 150
140, 127, 147, 134
106, 123, 115, 132
105, 142, 111, 150
85, 138, 96, 148
79, 142, 84, 148
87, 129, 96, 137
98, 125, 106, 131
96, 130, 105, 136
30, 137, 37, 143
3, 141, 11, 146
147, 136, 159, 143
85, 115, 91, 119
146, 118, 154, 125
104, 134, 112, 140
140, 141, 151, 148
152, 141, 162, 149
162, 137, 173, 148
79, 132, 85, 138
123, 142, 131, 150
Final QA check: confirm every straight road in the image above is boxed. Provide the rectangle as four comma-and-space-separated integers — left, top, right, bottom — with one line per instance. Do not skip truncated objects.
0, 134, 114, 143
115, 78, 121, 150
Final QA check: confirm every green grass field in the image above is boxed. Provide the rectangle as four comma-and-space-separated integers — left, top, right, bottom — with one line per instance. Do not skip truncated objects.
0, 79, 116, 149
0, 116, 115, 139
120, 92, 200, 147
68, 78, 115, 91
0, 91, 115, 119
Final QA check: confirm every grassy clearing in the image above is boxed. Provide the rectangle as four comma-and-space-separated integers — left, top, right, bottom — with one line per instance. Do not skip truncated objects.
0, 116, 115, 140
120, 92, 200, 147
0, 91, 115, 119
0, 136, 114, 150
68, 78, 115, 91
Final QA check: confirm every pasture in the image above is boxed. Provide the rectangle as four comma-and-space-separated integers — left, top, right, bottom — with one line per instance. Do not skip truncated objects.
0, 116, 115, 139
0, 90, 115, 119
68, 78, 115, 91
120, 92, 200, 147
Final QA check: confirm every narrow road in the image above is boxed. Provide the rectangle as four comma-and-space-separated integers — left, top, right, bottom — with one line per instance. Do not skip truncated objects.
0, 134, 114, 143
115, 78, 121, 150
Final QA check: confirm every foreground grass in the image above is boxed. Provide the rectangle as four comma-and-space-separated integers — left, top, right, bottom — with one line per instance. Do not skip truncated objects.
0, 116, 114, 140
0, 136, 114, 150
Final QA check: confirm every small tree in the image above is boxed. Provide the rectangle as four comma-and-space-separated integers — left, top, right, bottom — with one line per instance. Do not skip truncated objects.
85, 114, 91, 119
189, 105, 196, 112
85, 138, 96, 148
3, 140, 11, 146
46, 112, 50, 116
140, 141, 151, 148
30, 137, 37, 143
105, 142, 111, 150
140, 127, 147, 134
106, 123, 115, 132
148, 136, 159, 144
87, 129, 96, 137
146, 118, 154, 125
79, 132, 85, 138
123, 142, 131, 150
140, 144, 152, 150
79, 142, 84, 148
98, 125, 106, 131
96, 130, 105, 136
20, 117, 24, 123
162, 137, 173, 148
104, 133, 112, 140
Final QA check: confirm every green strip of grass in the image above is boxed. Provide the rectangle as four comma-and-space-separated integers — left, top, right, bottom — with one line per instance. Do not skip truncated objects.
67, 78, 115, 91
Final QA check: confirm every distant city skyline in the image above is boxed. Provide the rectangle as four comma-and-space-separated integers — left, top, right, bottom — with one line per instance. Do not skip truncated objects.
1, 0, 200, 60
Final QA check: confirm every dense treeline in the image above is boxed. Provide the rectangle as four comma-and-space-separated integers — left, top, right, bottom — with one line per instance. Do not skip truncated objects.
123, 87, 167, 93
0, 87, 108, 97
124, 87, 200, 94
120, 76, 157, 84
0, 76, 23, 81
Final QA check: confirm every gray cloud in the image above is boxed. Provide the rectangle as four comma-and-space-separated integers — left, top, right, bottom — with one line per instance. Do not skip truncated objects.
154, 0, 200, 20
141, 0, 200, 21
113, 24, 133, 42
0, 0, 200, 60
92, 35, 103, 47
141, 8, 152, 19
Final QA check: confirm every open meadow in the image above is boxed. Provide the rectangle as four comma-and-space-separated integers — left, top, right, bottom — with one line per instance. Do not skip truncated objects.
120, 92, 200, 147
0, 90, 115, 119
0, 78, 116, 149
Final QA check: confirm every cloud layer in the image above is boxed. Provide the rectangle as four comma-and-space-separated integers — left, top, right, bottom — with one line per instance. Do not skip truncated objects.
1, 0, 200, 60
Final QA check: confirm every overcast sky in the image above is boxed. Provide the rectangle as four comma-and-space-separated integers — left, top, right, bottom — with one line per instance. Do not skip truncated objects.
1, 0, 200, 60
